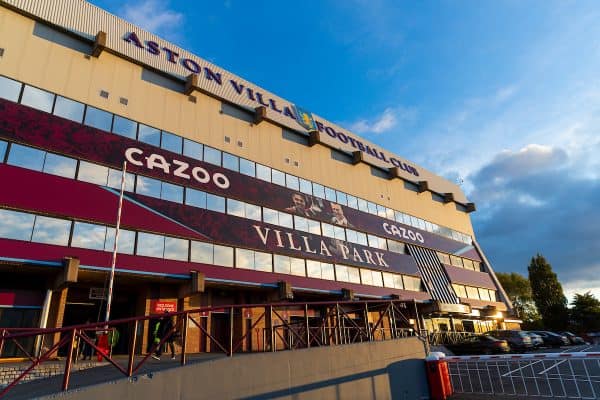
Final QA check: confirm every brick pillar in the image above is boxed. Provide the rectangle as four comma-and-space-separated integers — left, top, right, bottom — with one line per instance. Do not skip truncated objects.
45, 288, 69, 351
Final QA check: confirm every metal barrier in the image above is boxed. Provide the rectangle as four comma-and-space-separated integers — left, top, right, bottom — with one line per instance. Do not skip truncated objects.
445, 352, 600, 399
0, 298, 421, 397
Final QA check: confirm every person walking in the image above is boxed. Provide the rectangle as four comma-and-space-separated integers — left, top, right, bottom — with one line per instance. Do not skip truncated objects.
151, 313, 176, 360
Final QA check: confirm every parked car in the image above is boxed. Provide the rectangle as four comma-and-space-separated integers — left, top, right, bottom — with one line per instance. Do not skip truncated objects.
487, 330, 533, 352
530, 331, 570, 347
559, 331, 586, 345
524, 331, 544, 348
446, 335, 510, 355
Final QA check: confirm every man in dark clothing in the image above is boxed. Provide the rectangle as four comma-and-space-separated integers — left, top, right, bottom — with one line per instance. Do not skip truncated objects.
151, 313, 176, 360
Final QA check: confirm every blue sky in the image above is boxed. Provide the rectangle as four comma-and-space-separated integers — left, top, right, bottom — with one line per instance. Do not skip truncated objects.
89, 0, 600, 302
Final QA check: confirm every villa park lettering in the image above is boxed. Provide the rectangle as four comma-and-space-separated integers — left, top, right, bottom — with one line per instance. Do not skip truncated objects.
123, 32, 419, 177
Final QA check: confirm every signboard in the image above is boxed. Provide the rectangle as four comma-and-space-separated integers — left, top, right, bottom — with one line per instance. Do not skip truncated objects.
150, 300, 177, 313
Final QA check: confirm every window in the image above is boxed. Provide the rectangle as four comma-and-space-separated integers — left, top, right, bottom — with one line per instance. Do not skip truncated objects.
285, 174, 299, 191
185, 188, 207, 208
346, 229, 358, 244
206, 193, 225, 213
357, 198, 368, 212
462, 258, 475, 271
278, 212, 293, 229
42, 153, 77, 179
452, 284, 467, 298
245, 203, 261, 221
324, 187, 336, 201
478, 287, 491, 301
7, 144, 45, 171
20, 85, 54, 113
488, 290, 498, 302
71, 222, 107, 251
136, 232, 165, 258
347, 195, 358, 209
312, 183, 325, 199
403, 276, 422, 292
190, 241, 212, 264
321, 223, 335, 239
387, 240, 405, 254
203, 146, 221, 166
299, 178, 312, 195
382, 272, 404, 289
306, 259, 334, 280
213, 244, 234, 267
53, 96, 84, 122
465, 286, 480, 299
271, 169, 285, 186
450, 255, 463, 268
84, 106, 113, 131
437, 252, 450, 265
107, 168, 135, 192
0, 75, 22, 102
336, 192, 348, 206
138, 124, 160, 146
355, 231, 368, 246
31, 215, 71, 246
236, 249, 272, 272
226, 199, 245, 217
335, 264, 361, 284
183, 139, 203, 160
239, 158, 255, 177
136, 176, 161, 198
0, 209, 35, 241
0, 140, 7, 161
376, 205, 387, 218
222, 153, 239, 172
361, 269, 383, 287
256, 164, 271, 182
105, 228, 135, 254
161, 131, 182, 154
368, 235, 387, 250
164, 236, 188, 261
161, 181, 183, 203
112, 116, 137, 139
274, 255, 305, 276
294, 215, 309, 232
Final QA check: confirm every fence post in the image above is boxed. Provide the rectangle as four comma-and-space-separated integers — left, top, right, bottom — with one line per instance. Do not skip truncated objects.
127, 320, 138, 376
364, 303, 371, 342
180, 313, 188, 365
61, 329, 76, 391
229, 307, 234, 357
304, 304, 310, 349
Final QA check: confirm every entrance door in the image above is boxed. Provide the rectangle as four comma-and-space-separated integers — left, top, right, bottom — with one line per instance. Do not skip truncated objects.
210, 313, 229, 353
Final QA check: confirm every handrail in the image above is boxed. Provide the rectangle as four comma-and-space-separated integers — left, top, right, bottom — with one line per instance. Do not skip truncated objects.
0, 298, 421, 397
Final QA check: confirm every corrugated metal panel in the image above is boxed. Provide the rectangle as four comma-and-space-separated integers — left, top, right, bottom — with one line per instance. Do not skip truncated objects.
0, 0, 469, 203
407, 244, 459, 304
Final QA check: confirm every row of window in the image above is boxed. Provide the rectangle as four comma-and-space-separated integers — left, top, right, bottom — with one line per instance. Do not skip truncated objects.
0, 74, 473, 245
0, 208, 423, 291
437, 252, 483, 272
452, 284, 498, 302
0, 141, 408, 254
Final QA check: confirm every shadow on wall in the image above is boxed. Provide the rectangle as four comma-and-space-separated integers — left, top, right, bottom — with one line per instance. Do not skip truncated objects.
239, 358, 428, 400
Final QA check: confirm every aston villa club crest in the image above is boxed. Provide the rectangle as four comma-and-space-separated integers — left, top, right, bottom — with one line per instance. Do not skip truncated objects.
293, 105, 317, 131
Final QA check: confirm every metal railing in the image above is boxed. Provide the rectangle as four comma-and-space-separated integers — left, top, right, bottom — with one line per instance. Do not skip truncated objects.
445, 351, 600, 399
0, 298, 420, 397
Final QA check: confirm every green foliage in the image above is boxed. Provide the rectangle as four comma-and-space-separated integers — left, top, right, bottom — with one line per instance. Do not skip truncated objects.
570, 292, 600, 333
496, 271, 541, 328
528, 254, 568, 330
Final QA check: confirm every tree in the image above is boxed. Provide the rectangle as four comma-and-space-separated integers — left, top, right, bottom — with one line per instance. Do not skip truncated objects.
570, 292, 600, 333
528, 254, 568, 330
496, 272, 541, 329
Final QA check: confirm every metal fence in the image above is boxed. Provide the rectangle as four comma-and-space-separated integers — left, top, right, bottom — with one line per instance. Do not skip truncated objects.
445, 352, 600, 399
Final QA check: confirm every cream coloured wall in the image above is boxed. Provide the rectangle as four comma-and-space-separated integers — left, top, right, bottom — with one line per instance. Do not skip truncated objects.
0, 5, 474, 236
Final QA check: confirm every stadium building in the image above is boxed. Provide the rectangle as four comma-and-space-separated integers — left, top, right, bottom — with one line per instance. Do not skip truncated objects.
0, 0, 516, 355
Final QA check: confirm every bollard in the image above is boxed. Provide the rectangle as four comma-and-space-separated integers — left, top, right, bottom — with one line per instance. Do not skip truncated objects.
96, 332, 109, 362
425, 352, 453, 400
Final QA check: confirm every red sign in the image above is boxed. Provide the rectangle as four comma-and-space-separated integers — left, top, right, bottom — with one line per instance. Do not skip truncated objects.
150, 300, 177, 313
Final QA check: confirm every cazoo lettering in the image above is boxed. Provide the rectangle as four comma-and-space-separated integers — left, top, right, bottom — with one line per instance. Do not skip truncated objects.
382, 223, 425, 244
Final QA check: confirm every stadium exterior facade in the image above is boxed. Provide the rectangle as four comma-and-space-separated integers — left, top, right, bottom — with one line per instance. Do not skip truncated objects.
0, 0, 516, 354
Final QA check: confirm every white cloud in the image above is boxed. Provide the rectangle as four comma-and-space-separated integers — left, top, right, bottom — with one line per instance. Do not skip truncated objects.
348, 107, 416, 135
121, 0, 184, 39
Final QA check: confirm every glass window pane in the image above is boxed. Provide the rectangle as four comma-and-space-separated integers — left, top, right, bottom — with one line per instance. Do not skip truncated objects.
21, 85, 54, 113
227, 199, 245, 217
239, 158, 255, 177
161, 181, 183, 203
285, 174, 299, 190
107, 169, 135, 192
462, 259, 475, 270
312, 183, 325, 199
376, 205, 387, 218
394, 275, 404, 289
373, 271, 383, 287
203, 146, 221, 166
452, 284, 467, 298
336, 192, 348, 206
403, 276, 422, 292
105, 228, 135, 254
299, 178, 312, 195
333, 226, 345, 241
346, 229, 358, 244
324, 187, 336, 201
489, 290, 497, 302
110, 116, 137, 139
53, 96, 84, 122
382, 272, 395, 288
306, 260, 321, 278
290, 257, 305, 276
361, 269, 373, 286
183, 139, 203, 160
335, 265, 348, 282
367, 202, 378, 215
356, 232, 367, 246
347, 266, 360, 284
236, 248, 254, 269
466, 286, 480, 299
31, 216, 70, 245
357, 198, 368, 212
138, 124, 160, 146
278, 212, 293, 229
450, 255, 463, 268
42, 153, 77, 178
478, 287, 491, 301
271, 169, 285, 186
274, 255, 290, 274
84, 106, 113, 131
161, 131, 182, 154
254, 252, 272, 272
0, 75, 22, 101
0, 209, 35, 241
256, 164, 271, 182
321, 223, 335, 238
136, 175, 161, 198
190, 241, 213, 264
308, 220, 321, 235
263, 208, 278, 225
222, 153, 239, 171
437, 252, 450, 265
206, 194, 225, 213
71, 222, 106, 250
164, 237, 188, 261
213, 244, 233, 267
321, 263, 335, 280
0, 140, 7, 161
185, 188, 207, 208
387, 240, 405, 254
347, 195, 358, 209
7, 144, 45, 171
385, 208, 395, 220
245, 203, 261, 221
294, 215, 309, 232
136, 232, 164, 258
